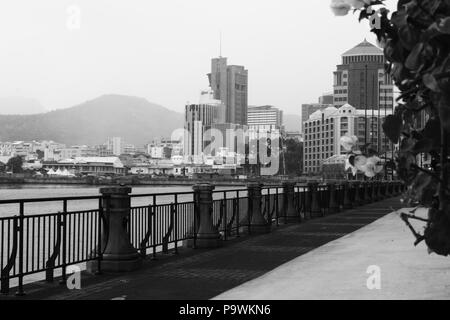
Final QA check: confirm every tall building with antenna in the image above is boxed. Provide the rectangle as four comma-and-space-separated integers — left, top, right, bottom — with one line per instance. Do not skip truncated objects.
208, 57, 248, 126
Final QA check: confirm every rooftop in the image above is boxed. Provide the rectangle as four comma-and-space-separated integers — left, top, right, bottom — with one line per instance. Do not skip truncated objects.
342, 39, 383, 56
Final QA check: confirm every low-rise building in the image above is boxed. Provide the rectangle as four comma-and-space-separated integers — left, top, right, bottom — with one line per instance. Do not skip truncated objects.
303, 103, 392, 175
43, 157, 126, 176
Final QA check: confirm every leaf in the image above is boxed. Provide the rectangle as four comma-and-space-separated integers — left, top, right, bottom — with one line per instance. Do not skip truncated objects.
438, 17, 450, 34
423, 73, 441, 92
439, 99, 450, 131
412, 138, 433, 155
349, 155, 356, 167
405, 42, 424, 70
382, 114, 402, 144
422, 118, 441, 147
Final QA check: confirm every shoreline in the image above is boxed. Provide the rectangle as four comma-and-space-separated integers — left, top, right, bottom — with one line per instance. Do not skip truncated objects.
0, 176, 252, 187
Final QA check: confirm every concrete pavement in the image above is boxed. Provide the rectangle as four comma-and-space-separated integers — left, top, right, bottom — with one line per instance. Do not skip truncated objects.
214, 207, 450, 300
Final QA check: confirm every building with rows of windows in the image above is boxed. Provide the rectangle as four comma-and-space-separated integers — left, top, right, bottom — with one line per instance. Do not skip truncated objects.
333, 39, 394, 111
303, 104, 392, 174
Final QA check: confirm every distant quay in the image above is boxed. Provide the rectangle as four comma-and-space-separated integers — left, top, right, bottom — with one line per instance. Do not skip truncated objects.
0, 174, 275, 187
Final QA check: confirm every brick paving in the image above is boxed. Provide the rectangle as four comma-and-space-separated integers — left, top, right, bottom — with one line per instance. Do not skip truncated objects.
2, 197, 403, 300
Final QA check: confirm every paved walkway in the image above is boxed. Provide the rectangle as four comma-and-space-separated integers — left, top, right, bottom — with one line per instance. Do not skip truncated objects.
215, 207, 450, 300
4, 197, 403, 300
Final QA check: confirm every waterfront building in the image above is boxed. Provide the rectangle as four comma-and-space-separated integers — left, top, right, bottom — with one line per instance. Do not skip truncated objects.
106, 137, 124, 156
147, 137, 182, 159
301, 103, 333, 132
285, 131, 303, 142
303, 104, 392, 174
43, 157, 126, 176
319, 92, 334, 105
58, 145, 97, 159
333, 39, 394, 111
208, 57, 248, 125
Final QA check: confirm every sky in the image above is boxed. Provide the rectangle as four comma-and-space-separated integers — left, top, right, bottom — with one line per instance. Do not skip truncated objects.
0, 0, 397, 115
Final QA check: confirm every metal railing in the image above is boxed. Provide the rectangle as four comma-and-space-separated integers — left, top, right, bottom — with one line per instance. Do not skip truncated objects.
0, 196, 103, 295
0, 181, 404, 296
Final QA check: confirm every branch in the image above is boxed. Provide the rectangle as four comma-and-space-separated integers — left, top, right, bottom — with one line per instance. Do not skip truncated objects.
410, 164, 450, 192
400, 213, 426, 246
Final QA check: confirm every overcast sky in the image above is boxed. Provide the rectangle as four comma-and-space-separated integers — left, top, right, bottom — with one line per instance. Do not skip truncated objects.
0, 0, 396, 115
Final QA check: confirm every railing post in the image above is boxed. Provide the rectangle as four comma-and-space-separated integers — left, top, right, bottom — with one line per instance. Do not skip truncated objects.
1, 216, 19, 295
307, 182, 321, 217
173, 195, 178, 254
193, 183, 221, 248
342, 182, 353, 209
247, 182, 271, 234
89, 186, 141, 272
16, 202, 25, 296
379, 181, 386, 199
385, 181, 391, 198
283, 181, 301, 223
353, 181, 363, 206
364, 181, 372, 203
327, 183, 339, 213
370, 181, 377, 201
395, 181, 401, 195
59, 200, 68, 284
375, 181, 382, 200
236, 191, 240, 237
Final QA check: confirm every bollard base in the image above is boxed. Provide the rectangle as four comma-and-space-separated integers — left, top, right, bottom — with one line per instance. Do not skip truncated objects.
249, 224, 272, 234
87, 252, 142, 273
283, 216, 302, 224
195, 236, 222, 249
100, 258, 142, 273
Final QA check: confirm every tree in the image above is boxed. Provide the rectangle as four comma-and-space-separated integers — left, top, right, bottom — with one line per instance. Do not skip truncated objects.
36, 149, 44, 160
284, 139, 303, 176
331, 0, 450, 255
6, 156, 23, 173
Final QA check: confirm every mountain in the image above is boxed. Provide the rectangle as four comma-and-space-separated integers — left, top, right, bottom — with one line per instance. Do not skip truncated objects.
0, 94, 185, 146
0, 97, 47, 115
283, 113, 301, 132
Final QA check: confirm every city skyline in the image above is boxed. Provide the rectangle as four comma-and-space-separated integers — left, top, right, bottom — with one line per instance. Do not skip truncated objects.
0, 0, 397, 116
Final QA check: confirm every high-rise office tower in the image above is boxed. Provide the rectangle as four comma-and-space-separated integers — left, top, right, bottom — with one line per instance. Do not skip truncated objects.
183, 89, 224, 163
333, 39, 394, 111
106, 137, 124, 156
247, 105, 283, 129
208, 57, 248, 125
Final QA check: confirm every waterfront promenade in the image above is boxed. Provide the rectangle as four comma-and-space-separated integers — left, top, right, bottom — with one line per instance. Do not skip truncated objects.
1, 196, 404, 300
216, 207, 450, 300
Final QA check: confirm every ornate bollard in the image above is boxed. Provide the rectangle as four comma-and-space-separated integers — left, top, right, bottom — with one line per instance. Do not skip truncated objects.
379, 181, 386, 199
327, 183, 339, 213
193, 184, 222, 248
248, 182, 271, 233
353, 181, 363, 206
398, 182, 403, 194
373, 181, 380, 201
391, 182, 397, 196
363, 181, 371, 203
88, 186, 142, 273
282, 181, 301, 222
342, 182, 353, 209
384, 181, 391, 198
308, 182, 322, 217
